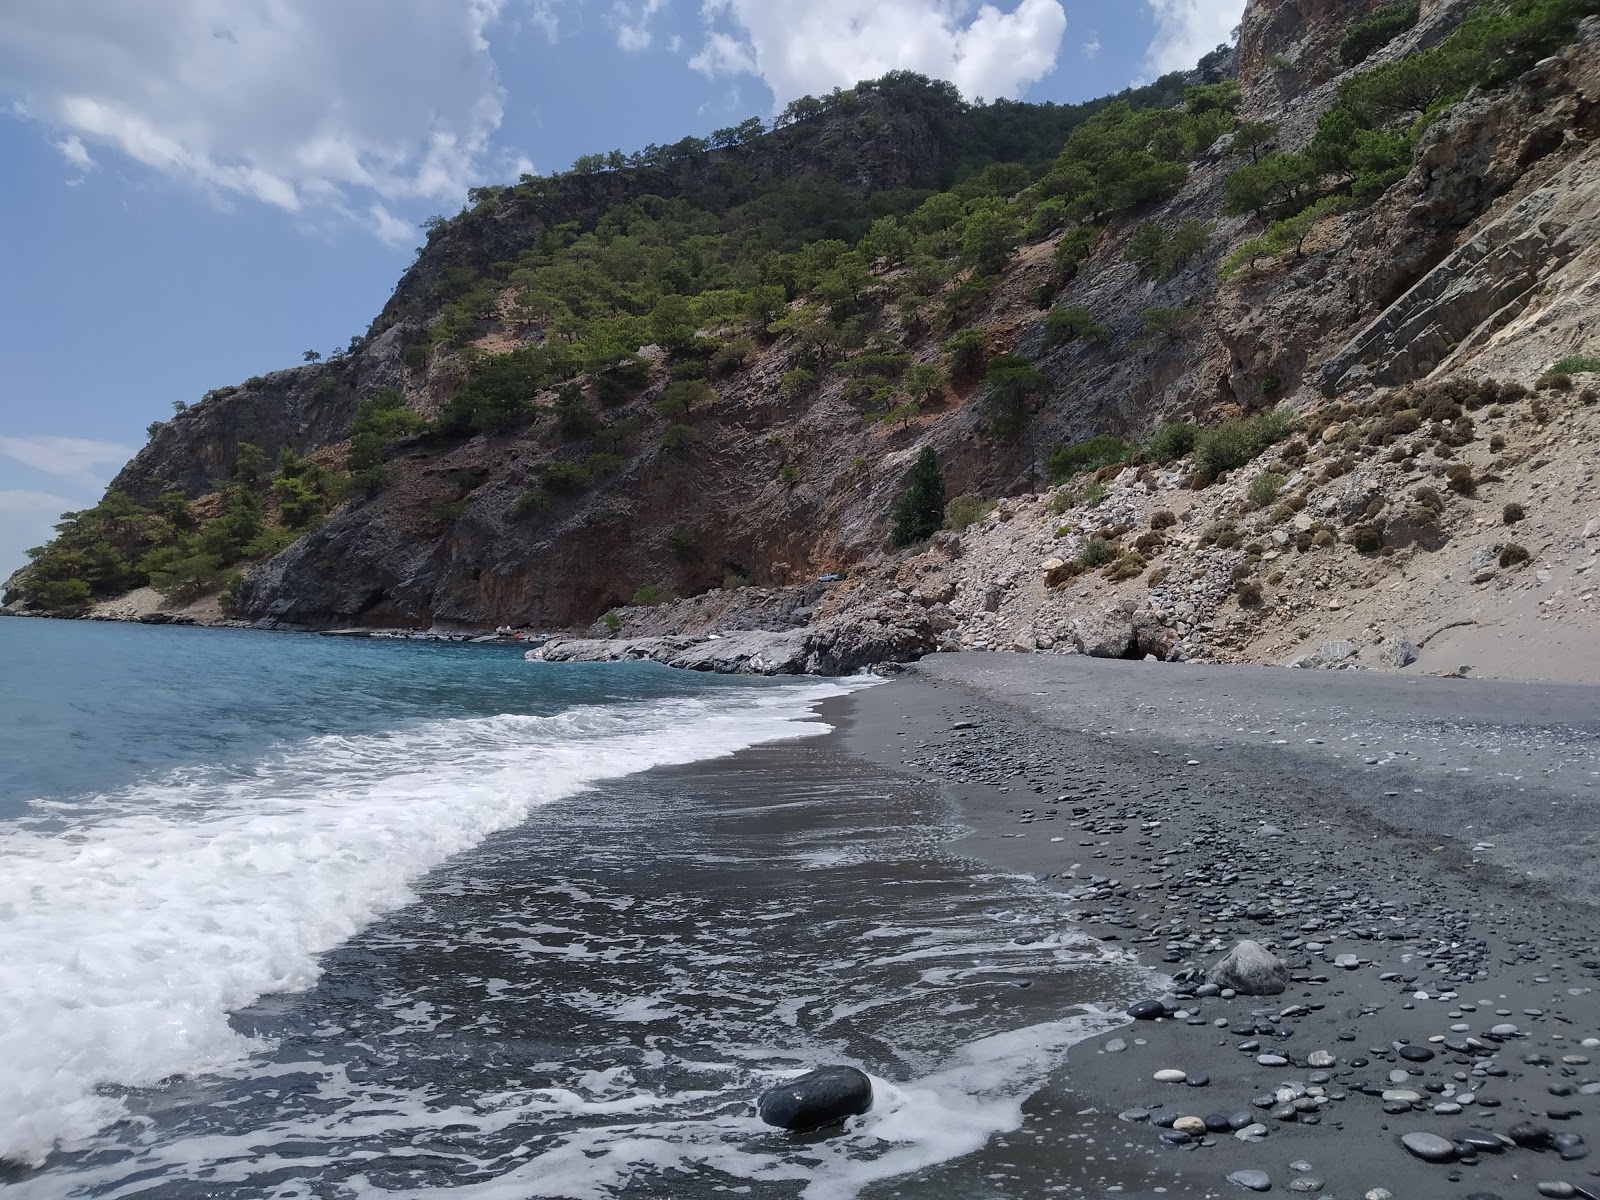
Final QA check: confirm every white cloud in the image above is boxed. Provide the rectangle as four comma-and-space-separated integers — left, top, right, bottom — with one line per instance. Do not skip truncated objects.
690, 0, 1068, 105
53, 133, 92, 171
1082, 33, 1102, 59
0, 489, 75, 516
0, 489, 79, 581
613, 0, 668, 51
0, 1, 517, 236
1143, 0, 1243, 76
0, 436, 137, 485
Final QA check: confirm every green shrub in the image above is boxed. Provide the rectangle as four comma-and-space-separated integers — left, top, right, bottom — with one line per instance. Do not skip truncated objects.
1138, 306, 1197, 339
1104, 551, 1147, 581
941, 328, 989, 383
1349, 524, 1385, 553
983, 355, 1045, 437
542, 462, 592, 493
656, 378, 714, 421
668, 526, 698, 560
1046, 434, 1132, 481
1076, 537, 1116, 568
347, 387, 425, 472
273, 475, 328, 529
779, 368, 817, 400
1042, 305, 1106, 349
1537, 371, 1573, 391
1124, 220, 1212, 279
512, 488, 551, 517
1503, 501, 1526, 524
1551, 354, 1600, 374
1236, 580, 1265, 607
661, 423, 698, 449
602, 610, 622, 632
29, 577, 94, 613
1445, 463, 1476, 496
425, 499, 468, 524
1052, 225, 1099, 280
1340, 0, 1421, 65
778, 462, 801, 486
722, 573, 749, 590
1247, 471, 1286, 509
1499, 542, 1531, 567
892, 446, 945, 546
146, 549, 226, 603
218, 569, 245, 610
1143, 421, 1199, 463
944, 494, 995, 530
1193, 409, 1294, 477
593, 354, 651, 405
632, 584, 669, 606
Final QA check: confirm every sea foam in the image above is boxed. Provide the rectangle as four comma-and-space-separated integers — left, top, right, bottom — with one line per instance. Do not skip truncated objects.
0, 681, 850, 1165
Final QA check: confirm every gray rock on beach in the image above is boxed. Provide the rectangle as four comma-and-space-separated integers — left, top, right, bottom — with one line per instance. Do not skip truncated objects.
1071, 600, 1136, 659
757, 1065, 873, 1131
1207, 940, 1289, 996
1382, 635, 1419, 668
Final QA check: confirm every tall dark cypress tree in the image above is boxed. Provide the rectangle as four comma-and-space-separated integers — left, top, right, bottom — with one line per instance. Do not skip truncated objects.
891, 445, 945, 546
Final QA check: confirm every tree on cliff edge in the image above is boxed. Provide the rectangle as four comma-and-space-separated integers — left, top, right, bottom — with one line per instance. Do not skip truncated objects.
892, 446, 945, 547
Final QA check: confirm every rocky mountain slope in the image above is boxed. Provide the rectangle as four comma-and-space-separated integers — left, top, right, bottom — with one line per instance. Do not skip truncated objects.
8, 0, 1600, 683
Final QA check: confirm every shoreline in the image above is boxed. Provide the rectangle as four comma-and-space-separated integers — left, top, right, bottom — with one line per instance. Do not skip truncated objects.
838, 654, 1600, 1199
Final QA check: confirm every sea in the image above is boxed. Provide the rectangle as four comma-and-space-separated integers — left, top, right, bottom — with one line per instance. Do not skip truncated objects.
0, 618, 1140, 1199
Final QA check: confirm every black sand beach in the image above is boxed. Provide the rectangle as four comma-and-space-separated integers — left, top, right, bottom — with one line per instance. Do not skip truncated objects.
841, 654, 1600, 1200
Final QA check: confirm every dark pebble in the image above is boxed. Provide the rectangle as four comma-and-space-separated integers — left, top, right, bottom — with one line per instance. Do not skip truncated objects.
1129, 999, 1168, 1021
1510, 1122, 1555, 1148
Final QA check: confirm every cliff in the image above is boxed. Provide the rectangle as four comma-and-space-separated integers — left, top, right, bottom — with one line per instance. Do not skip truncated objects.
9, 0, 1600, 680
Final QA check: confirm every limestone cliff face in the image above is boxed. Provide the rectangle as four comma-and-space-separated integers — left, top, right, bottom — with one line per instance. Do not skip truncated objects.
33, 4, 1600, 636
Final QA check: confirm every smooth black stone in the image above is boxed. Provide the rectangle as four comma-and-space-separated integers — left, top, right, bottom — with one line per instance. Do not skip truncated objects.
1399, 1045, 1436, 1062
1204, 1113, 1232, 1132
1509, 1122, 1555, 1148
757, 1066, 873, 1131
1453, 1129, 1506, 1153
1129, 999, 1168, 1020
1187, 1072, 1211, 1087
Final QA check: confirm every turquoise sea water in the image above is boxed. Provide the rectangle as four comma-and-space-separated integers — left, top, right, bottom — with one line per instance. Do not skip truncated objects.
0, 618, 1133, 1199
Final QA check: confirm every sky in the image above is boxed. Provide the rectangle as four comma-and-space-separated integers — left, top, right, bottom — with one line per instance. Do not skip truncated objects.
0, 0, 1245, 579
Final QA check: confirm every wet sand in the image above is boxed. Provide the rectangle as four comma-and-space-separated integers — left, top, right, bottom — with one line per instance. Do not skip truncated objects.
841, 654, 1600, 1200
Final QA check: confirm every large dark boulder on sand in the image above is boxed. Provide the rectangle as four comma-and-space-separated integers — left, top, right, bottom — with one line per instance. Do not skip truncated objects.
757, 1066, 873, 1131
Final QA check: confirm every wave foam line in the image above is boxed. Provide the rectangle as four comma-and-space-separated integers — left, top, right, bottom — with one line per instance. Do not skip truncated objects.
0, 682, 852, 1166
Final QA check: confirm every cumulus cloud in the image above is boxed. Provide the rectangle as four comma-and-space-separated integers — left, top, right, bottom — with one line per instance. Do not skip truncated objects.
1143, 0, 1243, 76
1082, 32, 1102, 59
0, 0, 516, 240
0, 436, 137, 485
613, 0, 669, 51
690, 0, 1068, 105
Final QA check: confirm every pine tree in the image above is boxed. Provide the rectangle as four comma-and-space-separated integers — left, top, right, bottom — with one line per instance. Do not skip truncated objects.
891, 446, 945, 546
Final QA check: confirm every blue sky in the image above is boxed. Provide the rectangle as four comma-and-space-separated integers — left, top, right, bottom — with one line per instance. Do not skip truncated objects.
0, 0, 1242, 579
